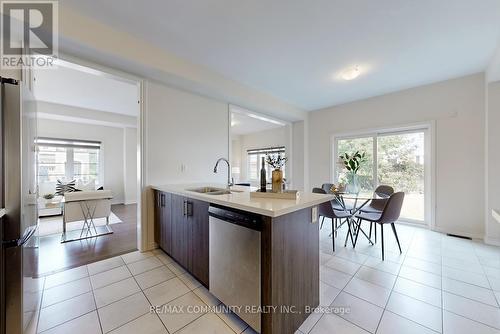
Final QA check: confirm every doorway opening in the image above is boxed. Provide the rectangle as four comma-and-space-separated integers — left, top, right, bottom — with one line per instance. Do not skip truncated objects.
33, 58, 142, 275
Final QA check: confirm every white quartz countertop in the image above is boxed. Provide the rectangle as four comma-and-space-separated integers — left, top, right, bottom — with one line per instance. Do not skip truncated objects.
152, 184, 335, 217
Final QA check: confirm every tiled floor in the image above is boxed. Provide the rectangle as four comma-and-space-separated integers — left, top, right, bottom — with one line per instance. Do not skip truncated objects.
35, 221, 500, 334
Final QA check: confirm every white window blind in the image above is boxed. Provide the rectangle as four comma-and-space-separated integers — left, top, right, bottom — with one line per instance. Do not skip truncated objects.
37, 138, 101, 185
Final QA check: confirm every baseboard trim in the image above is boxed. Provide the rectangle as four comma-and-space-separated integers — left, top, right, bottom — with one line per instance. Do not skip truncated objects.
431, 226, 484, 240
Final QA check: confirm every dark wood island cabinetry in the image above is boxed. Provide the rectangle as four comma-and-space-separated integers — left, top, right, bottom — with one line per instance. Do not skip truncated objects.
153, 186, 332, 334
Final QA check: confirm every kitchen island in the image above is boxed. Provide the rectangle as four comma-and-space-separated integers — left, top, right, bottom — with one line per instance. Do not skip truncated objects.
152, 184, 334, 334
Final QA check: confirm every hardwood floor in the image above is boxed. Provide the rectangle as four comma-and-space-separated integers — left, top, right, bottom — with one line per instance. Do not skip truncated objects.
37, 204, 138, 276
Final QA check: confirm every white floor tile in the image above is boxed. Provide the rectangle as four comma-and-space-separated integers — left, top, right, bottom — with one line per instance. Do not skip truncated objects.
398, 266, 441, 289
443, 310, 500, 334
108, 313, 168, 334
386, 292, 442, 333
298, 311, 323, 333
325, 257, 361, 275
121, 251, 154, 264
442, 256, 483, 274
127, 257, 163, 276
331, 292, 383, 333
44, 266, 89, 289
489, 278, 500, 292
40, 311, 101, 334
334, 248, 369, 264
393, 277, 441, 307
193, 286, 221, 307
344, 277, 391, 308
178, 273, 202, 290
442, 266, 490, 289
320, 266, 352, 290
166, 261, 188, 276
217, 310, 249, 333
154, 252, 174, 265
377, 310, 438, 334
484, 266, 500, 279
403, 257, 441, 276
98, 292, 150, 333
355, 266, 397, 289
176, 313, 234, 334
90, 266, 132, 290
479, 258, 500, 269
144, 277, 190, 307
364, 257, 401, 275
310, 313, 369, 334
88, 256, 125, 276
320, 281, 341, 306
405, 253, 441, 265
320, 251, 334, 265
38, 292, 96, 332
42, 277, 92, 308
93, 277, 141, 308
157, 292, 206, 333
442, 277, 498, 306
443, 292, 500, 330
134, 266, 176, 290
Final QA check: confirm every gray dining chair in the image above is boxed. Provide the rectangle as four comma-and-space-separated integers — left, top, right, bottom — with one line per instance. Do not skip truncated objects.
354, 192, 405, 260
359, 185, 394, 243
313, 187, 351, 251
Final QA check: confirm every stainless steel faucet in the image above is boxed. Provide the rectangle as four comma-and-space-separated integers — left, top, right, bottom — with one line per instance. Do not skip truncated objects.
213, 157, 234, 188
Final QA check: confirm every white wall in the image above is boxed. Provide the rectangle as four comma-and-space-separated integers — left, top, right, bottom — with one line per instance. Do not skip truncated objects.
145, 81, 229, 186
487, 43, 500, 83
308, 74, 486, 238
124, 127, 138, 204
292, 121, 305, 191
38, 118, 128, 205
144, 80, 229, 249
485, 81, 500, 244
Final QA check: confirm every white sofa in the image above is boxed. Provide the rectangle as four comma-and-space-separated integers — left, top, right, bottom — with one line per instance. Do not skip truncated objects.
63, 190, 113, 237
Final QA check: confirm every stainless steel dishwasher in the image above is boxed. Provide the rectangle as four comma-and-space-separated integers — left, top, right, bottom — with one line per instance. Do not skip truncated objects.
209, 205, 262, 333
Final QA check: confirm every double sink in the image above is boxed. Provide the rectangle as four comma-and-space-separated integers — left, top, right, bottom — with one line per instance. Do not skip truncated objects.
186, 187, 243, 196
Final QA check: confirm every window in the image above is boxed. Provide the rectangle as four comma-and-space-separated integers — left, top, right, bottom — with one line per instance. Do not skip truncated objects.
37, 138, 101, 185
335, 129, 427, 223
247, 147, 286, 181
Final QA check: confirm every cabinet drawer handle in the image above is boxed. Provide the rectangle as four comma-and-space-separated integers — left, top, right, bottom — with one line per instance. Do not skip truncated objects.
183, 200, 187, 216
186, 201, 193, 217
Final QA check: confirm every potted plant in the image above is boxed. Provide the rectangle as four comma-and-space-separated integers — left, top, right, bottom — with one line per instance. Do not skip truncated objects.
339, 151, 366, 194
265, 153, 288, 193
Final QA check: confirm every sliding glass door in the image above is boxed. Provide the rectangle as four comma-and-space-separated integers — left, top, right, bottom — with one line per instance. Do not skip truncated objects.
335, 128, 428, 224
377, 131, 425, 221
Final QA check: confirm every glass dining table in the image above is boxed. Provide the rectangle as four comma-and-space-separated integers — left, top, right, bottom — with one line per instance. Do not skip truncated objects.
332, 191, 389, 248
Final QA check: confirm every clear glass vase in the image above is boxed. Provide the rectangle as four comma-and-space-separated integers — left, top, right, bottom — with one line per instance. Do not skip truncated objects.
346, 173, 360, 194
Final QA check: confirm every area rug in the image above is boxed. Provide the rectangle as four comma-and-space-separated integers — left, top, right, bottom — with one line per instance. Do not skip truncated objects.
38, 212, 123, 237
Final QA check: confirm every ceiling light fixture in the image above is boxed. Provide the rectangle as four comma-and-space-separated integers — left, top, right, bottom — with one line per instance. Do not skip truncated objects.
341, 66, 361, 81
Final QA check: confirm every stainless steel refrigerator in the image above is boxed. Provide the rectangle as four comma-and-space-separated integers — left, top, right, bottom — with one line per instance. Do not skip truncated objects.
0, 76, 41, 334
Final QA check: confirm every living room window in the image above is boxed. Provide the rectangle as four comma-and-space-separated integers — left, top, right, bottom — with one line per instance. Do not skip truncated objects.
247, 146, 286, 181
37, 138, 101, 185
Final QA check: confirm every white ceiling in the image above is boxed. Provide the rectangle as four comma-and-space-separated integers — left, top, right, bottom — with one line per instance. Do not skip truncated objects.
231, 110, 285, 136
33, 61, 139, 116
62, 0, 500, 111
